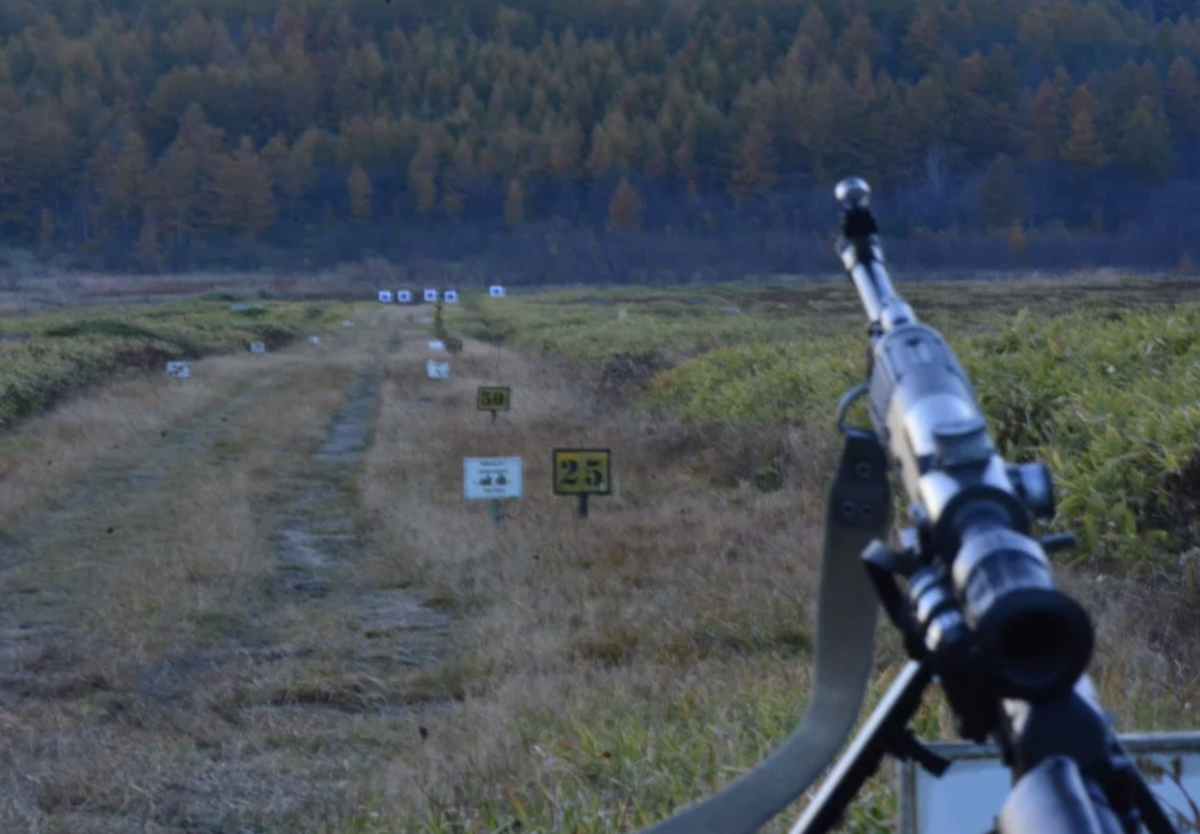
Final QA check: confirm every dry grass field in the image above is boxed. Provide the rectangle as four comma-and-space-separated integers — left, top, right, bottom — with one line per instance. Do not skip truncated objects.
0, 276, 1197, 833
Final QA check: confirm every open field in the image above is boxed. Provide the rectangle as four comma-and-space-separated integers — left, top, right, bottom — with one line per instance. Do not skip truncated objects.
0, 275, 1197, 832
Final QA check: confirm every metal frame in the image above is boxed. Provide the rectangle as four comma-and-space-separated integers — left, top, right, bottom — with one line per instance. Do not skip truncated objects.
898, 732, 1200, 834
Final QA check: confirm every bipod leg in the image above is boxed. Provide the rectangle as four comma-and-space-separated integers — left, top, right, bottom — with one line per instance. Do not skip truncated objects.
788, 659, 944, 834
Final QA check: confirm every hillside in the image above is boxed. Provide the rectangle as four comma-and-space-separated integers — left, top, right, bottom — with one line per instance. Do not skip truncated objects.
2, 0, 1200, 276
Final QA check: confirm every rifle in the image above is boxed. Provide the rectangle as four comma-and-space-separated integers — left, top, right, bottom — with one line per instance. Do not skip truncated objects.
631, 179, 1180, 834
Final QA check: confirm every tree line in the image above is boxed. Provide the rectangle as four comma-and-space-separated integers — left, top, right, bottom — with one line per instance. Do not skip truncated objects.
2, 0, 1200, 274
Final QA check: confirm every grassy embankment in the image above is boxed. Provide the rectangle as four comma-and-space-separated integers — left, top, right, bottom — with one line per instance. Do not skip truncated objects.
0, 298, 356, 430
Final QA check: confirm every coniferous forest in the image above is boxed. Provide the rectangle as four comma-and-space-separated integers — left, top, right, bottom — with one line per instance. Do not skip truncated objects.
3, 0, 1200, 281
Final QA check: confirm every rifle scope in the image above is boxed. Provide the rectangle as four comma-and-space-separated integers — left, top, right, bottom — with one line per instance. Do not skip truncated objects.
834, 177, 1093, 702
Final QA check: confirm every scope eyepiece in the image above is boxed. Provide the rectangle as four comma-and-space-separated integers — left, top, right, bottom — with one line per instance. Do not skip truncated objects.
953, 527, 1094, 702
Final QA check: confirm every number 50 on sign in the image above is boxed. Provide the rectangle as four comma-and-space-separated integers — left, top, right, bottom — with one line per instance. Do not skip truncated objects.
553, 449, 612, 495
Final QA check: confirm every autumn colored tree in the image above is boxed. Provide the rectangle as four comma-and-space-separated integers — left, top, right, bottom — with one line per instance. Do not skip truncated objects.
1165, 57, 1200, 143
1027, 80, 1063, 160
407, 134, 438, 215
504, 179, 525, 228
86, 127, 150, 248
1060, 88, 1111, 170
903, 8, 944, 76
977, 154, 1026, 230
135, 204, 163, 270
608, 177, 643, 230
152, 104, 225, 246
1118, 97, 1173, 181
348, 164, 372, 222
728, 120, 777, 204
38, 209, 54, 249
1007, 222, 1027, 256
209, 136, 277, 241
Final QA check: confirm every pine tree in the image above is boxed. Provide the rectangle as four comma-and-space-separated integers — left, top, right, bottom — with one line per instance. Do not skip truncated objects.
728, 120, 777, 204
153, 104, 224, 246
348, 164, 372, 222
608, 178, 643, 230
38, 208, 54, 250
1027, 80, 1063, 159
977, 154, 1025, 230
209, 136, 276, 241
1060, 88, 1111, 169
408, 134, 438, 214
1118, 97, 1173, 181
904, 7, 944, 75
1165, 56, 1200, 142
135, 204, 163, 270
504, 178, 525, 228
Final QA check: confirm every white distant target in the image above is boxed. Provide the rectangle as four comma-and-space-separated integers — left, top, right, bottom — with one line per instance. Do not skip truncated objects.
424, 289, 438, 302
444, 290, 459, 303
489, 285, 505, 297
378, 290, 394, 303
397, 290, 413, 303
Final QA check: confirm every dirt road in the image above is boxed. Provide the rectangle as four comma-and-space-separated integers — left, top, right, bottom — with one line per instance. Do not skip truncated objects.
0, 311, 461, 832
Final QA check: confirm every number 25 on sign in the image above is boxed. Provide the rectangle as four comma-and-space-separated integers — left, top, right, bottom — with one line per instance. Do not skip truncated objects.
552, 448, 611, 518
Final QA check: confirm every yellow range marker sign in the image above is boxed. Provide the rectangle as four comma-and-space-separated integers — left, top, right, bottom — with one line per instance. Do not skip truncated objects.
552, 449, 612, 495
476, 386, 511, 411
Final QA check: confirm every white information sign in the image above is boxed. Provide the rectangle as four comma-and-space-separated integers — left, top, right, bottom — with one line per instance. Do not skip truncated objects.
427, 360, 450, 379
378, 290, 393, 303
424, 289, 439, 302
428, 340, 445, 351
308, 335, 320, 344
464, 457, 523, 500
489, 285, 506, 297
397, 290, 413, 303
249, 341, 267, 354
166, 361, 191, 379
898, 734, 1200, 834
444, 290, 459, 303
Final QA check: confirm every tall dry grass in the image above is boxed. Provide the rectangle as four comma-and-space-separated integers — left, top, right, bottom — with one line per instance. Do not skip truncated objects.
353, 330, 881, 829
349, 321, 1200, 832
0, 339, 376, 830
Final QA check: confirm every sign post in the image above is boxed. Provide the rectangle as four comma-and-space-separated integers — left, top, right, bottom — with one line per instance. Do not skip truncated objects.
552, 448, 612, 518
464, 457, 523, 524
477, 386, 511, 426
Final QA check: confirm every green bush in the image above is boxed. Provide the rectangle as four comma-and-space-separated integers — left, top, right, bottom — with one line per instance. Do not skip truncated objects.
0, 299, 356, 428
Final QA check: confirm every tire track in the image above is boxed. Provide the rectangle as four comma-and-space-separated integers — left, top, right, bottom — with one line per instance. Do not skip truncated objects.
261, 360, 449, 686
0, 332, 455, 832
112, 360, 452, 832
0, 371, 294, 699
